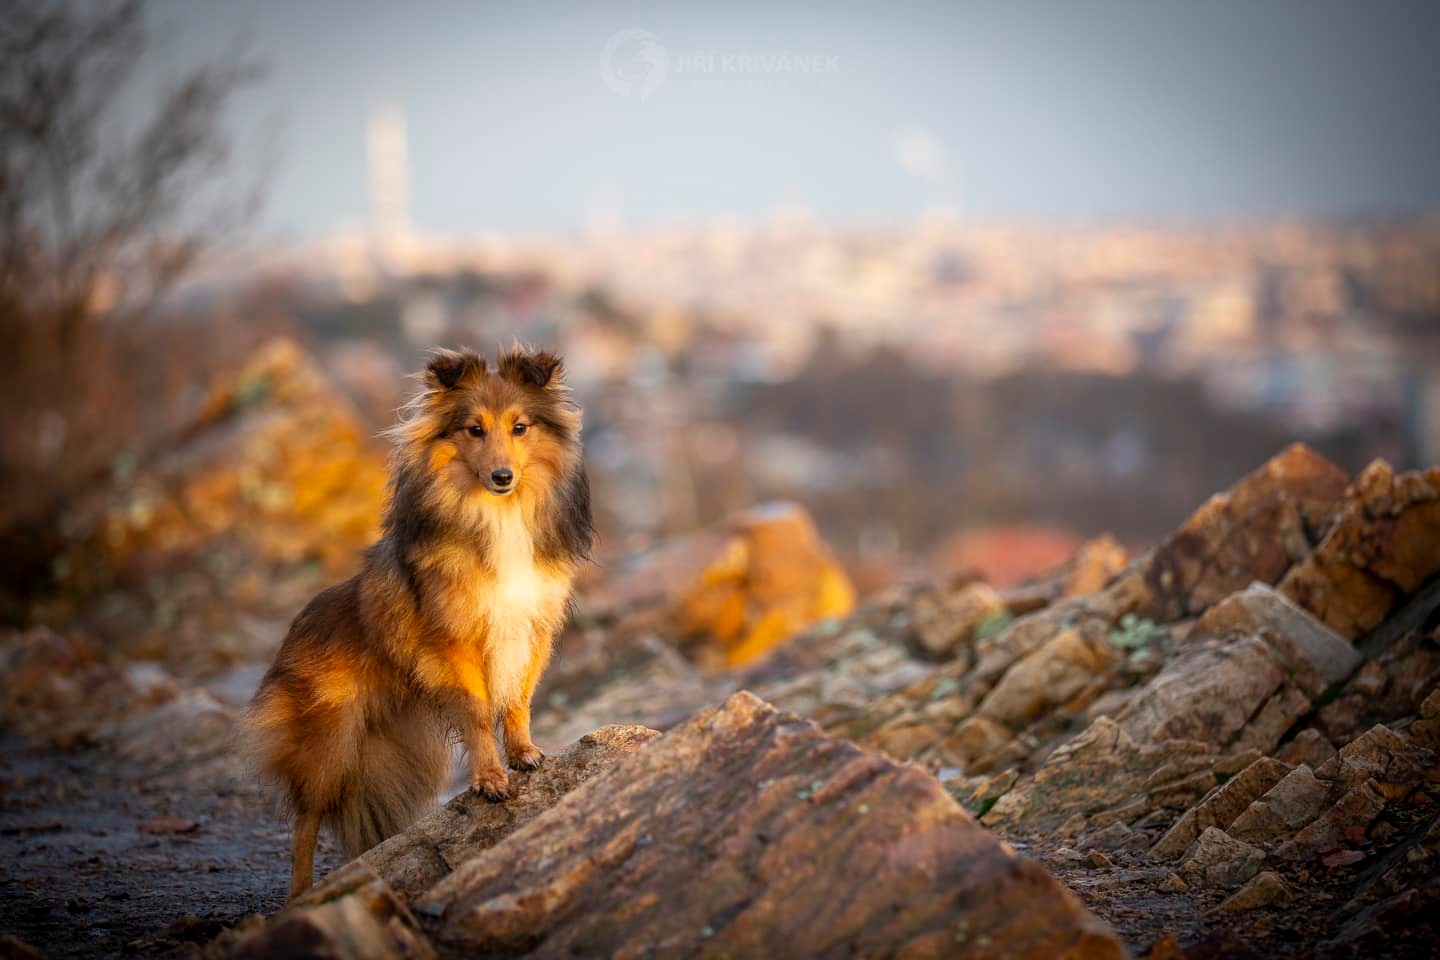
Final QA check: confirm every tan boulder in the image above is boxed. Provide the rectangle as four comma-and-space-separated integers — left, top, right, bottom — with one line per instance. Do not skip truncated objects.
1276, 779, 1386, 861
941, 714, 1014, 763
978, 626, 1118, 727
674, 502, 856, 668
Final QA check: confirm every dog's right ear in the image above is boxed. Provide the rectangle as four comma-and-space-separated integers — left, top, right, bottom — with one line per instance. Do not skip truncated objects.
425, 349, 485, 390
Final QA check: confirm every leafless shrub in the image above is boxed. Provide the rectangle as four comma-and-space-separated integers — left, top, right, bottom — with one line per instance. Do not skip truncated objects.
0, 0, 263, 532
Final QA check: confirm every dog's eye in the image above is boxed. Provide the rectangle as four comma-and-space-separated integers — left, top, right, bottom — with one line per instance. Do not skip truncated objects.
512, 422, 528, 437
467, 425, 485, 438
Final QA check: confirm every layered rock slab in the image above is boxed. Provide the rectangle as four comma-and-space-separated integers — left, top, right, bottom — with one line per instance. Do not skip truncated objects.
360, 725, 662, 900
418, 692, 1125, 959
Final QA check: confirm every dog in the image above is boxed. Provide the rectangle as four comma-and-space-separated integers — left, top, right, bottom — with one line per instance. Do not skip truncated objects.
244, 346, 592, 898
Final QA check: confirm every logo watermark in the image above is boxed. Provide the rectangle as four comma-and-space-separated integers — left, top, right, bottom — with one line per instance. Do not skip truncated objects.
600, 29, 840, 101
600, 28, 669, 102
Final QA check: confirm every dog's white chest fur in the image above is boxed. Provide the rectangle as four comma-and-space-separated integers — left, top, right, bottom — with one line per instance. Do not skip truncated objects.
478, 506, 568, 707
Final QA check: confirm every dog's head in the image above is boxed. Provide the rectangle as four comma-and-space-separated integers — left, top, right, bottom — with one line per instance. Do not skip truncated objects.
392, 346, 582, 506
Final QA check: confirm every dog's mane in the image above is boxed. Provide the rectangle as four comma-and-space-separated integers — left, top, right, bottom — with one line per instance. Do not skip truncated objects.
377, 346, 593, 568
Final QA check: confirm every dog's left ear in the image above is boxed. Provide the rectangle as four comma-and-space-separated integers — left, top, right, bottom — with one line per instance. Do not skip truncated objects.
426, 349, 485, 390
512, 351, 563, 388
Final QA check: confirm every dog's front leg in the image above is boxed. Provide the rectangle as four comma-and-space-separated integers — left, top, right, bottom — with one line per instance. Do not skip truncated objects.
502, 643, 550, 771
459, 695, 509, 801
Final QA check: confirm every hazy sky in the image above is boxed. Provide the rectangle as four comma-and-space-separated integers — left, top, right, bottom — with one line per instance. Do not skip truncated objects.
139, 0, 1440, 239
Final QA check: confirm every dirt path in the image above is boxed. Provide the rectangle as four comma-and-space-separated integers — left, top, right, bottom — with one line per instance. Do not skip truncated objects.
0, 730, 345, 958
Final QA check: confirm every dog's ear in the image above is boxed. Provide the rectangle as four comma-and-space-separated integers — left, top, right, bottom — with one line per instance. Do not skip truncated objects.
503, 350, 563, 389
426, 349, 485, 390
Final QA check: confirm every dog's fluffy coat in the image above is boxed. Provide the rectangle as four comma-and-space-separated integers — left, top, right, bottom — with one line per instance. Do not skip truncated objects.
244, 346, 592, 897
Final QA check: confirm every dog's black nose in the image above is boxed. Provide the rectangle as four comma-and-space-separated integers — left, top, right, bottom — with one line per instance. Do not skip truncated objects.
490, 468, 513, 487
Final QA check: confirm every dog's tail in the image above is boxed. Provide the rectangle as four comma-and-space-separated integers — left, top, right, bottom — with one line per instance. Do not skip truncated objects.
245, 680, 452, 859
325, 704, 452, 857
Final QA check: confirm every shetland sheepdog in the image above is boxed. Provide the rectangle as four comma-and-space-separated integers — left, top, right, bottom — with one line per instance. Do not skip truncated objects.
244, 346, 592, 898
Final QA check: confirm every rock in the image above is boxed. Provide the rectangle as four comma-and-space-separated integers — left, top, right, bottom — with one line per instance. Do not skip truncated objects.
996, 535, 1130, 612
1180, 827, 1266, 889
1276, 780, 1385, 861
1213, 749, 1264, 776
1228, 765, 1331, 843
1134, 443, 1350, 621
54, 338, 389, 672
985, 717, 1215, 836
958, 767, 1018, 818
417, 692, 1126, 959
1151, 757, 1293, 860
673, 502, 856, 668
1316, 631, 1440, 743
220, 862, 434, 960
978, 627, 1118, 727
1116, 635, 1285, 748
69, 338, 386, 581
908, 581, 1007, 661
1051, 846, 1086, 865
1218, 870, 1293, 912
1325, 881, 1440, 954
1086, 822, 1146, 851
0, 626, 145, 746
532, 631, 713, 749
1412, 687, 1440, 751
1314, 723, 1437, 799
1280, 461, 1440, 639
1116, 584, 1363, 758
941, 714, 1013, 763
103, 687, 238, 788
1058, 535, 1131, 598
1276, 728, 1336, 769
540, 594, 941, 750
358, 726, 662, 899
1194, 582, 1361, 695
1231, 687, 1313, 755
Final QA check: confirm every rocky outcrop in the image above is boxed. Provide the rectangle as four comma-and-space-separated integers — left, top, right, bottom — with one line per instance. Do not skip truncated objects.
224, 693, 1126, 960
815, 446, 1354, 778
421, 692, 1123, 959
49, 338, 389, 674
439, 447, 1440, 956
14, 427, 1440, 959
1132, 442, 1350, 621
1280, 460, 1440, 639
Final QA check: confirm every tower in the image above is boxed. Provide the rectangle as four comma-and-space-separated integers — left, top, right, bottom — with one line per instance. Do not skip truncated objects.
367, 103, 411, 261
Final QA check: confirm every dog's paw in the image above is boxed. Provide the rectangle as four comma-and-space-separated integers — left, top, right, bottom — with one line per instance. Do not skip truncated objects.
470, 769, 510, 802
508, 744, 545, 771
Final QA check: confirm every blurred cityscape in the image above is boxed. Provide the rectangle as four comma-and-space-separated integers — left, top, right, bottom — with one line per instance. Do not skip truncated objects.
181, 118, 1440, 592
